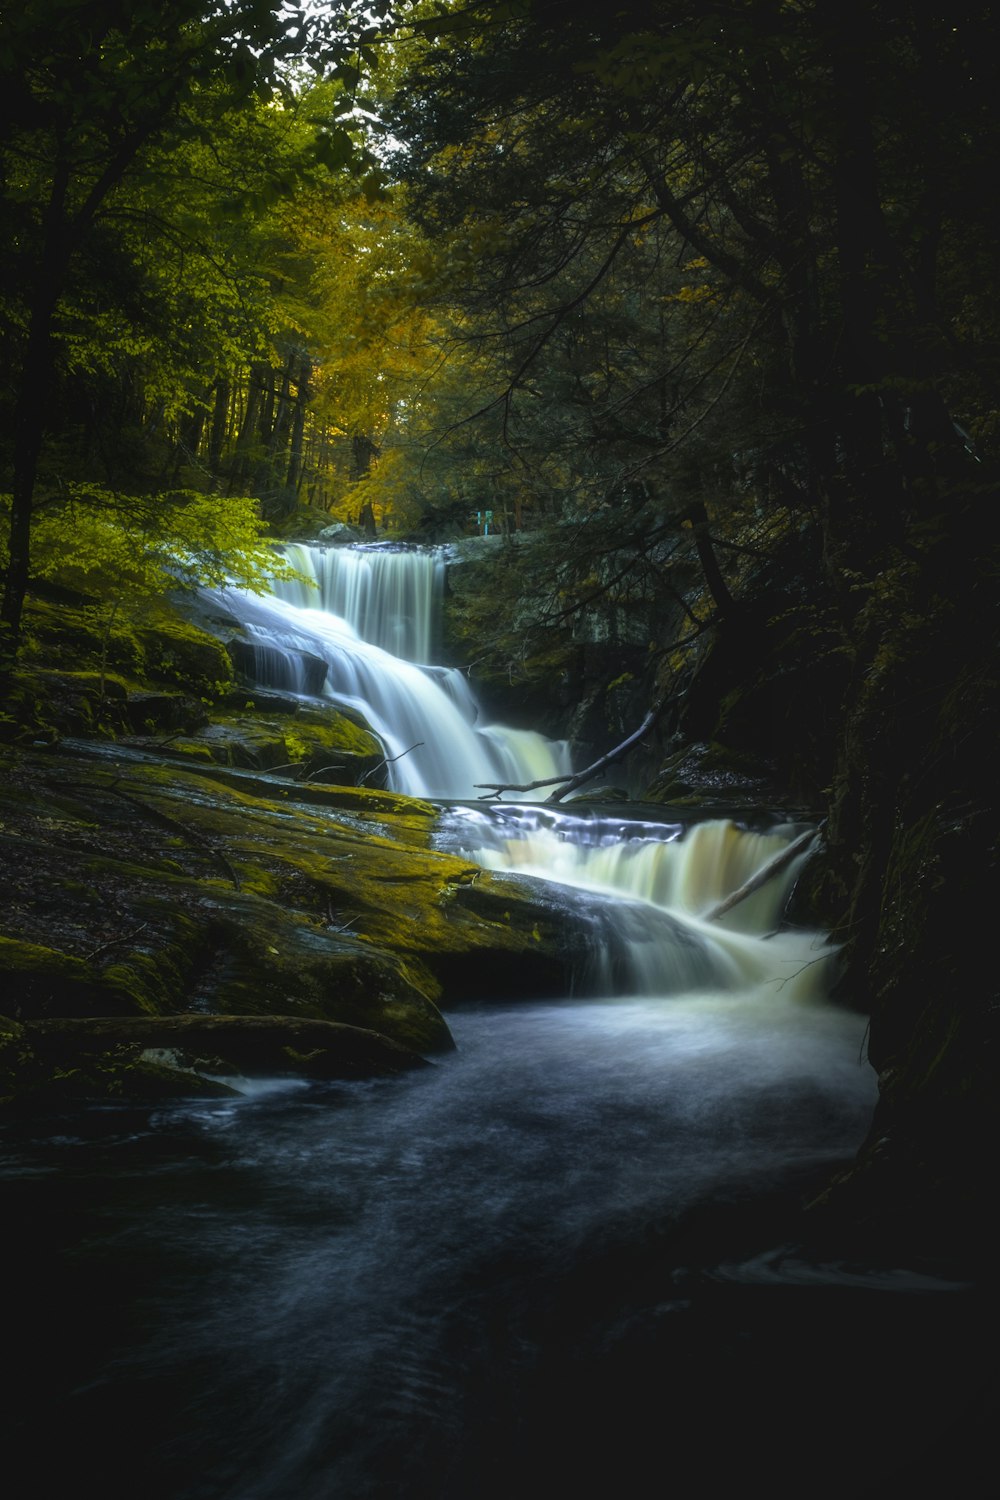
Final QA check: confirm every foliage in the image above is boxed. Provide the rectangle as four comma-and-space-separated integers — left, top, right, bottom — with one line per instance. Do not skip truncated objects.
9, 484, 304, 596
0, 0, 401, 652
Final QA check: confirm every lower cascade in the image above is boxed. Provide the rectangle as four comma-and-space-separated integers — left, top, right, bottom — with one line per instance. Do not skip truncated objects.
436, 803, 830, 1000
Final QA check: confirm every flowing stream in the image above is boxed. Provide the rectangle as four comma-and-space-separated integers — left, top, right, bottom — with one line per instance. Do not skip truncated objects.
2, 543, 983, 1498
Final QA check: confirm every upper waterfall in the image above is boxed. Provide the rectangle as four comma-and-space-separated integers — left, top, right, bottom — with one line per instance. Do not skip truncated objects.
270, 542, 446, 664
214, 541, 571, 801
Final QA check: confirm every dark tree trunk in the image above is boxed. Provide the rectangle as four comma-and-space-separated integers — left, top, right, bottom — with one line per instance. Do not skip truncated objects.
684, 500, 736, 622
1, 161, 72, 664
229, 365, 267, 492
285, 354, 311, 495
208, 378, 231, 476
350, 433, 378, 482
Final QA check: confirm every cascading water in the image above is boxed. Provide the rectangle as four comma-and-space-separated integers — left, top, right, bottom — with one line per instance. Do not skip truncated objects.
271, 541, 447, 663
4, 540, 971, 1500
214, 543, 570, 800
202, 541, 848, 1001
216, 541, 835, 1001
436, 803, 832, 1000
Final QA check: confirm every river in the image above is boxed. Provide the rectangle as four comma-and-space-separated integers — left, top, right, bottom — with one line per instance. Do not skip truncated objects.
1, 542, 987, 1497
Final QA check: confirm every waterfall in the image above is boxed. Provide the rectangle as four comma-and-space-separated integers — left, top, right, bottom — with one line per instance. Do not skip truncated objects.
216, 542, 571, 800
217, 541, 830, 1000
271, 542, 446, 664
436, 804, 831, 1000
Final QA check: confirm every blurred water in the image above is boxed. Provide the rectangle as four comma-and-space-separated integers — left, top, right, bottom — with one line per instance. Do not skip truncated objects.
8, 990, 978, 1500
3, 547, 984, 1498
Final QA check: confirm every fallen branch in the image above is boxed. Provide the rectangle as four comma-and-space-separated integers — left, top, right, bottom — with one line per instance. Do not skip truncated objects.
703, 826, 820, 922
476, 701, 666, 802
358, 741, 424, 787
303, 762, 348, 783
265, 760, 307, 779
325, 897, 359, 934
84, 921, 150, 962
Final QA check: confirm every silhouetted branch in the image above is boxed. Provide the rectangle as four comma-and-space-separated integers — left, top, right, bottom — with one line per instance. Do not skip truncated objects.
476, 701, 666, 802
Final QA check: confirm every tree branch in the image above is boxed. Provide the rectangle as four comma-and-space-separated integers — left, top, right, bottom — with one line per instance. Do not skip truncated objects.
476, 700, 667, 802
703, 826, 820, 922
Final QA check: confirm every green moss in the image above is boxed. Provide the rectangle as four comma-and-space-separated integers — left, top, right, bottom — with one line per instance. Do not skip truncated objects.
23, 597, 147, 678
138, 609, 235, 699
0, 936, 101, 1020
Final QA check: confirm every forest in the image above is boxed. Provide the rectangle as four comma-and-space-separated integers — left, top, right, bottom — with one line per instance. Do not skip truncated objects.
1, 2, 997, 1493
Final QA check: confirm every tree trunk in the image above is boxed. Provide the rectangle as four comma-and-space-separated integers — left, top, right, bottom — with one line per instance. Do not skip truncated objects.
685, 500, 736, 622
208, 377, 230, 476
285, 353, 311, 495
1, 161, 72, 664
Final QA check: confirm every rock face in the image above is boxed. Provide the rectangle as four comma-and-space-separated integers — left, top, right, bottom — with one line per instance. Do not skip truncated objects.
0, 743, 584, 1106
11, 1014, 430, 1109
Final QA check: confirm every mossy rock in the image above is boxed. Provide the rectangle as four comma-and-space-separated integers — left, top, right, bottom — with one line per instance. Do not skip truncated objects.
18, 672, 212, 742
0, 744, 629, 1107
22, 597, 147, 681
148, 706, 382, 783
0, 935, 143, 1020
645, 741, 784, 808
124, 692, 210, 736
137, 610, 235, 699
8, 1014, 431, 1110
22, 595, 235, 704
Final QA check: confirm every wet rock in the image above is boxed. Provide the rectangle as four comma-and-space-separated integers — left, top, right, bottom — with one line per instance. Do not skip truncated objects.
317, 522, 364, 544
25, 1014, 431, 1084
124, 692, 209, 735
120, 702, 385, 784
0, 744, 602, 1107
226, 637, 328, 696
646, 741, 787, 809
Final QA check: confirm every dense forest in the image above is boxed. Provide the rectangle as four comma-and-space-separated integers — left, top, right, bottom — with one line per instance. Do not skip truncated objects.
2, 0, 998, 1252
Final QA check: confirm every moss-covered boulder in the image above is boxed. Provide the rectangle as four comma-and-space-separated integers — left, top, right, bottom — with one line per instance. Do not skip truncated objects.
22, 595, 235, 702
0, 743, 600, 1108
9, 1014, 430, 1109
133, 700, 384, 785
645, 740, 791, 810
0, 935, 144, 1019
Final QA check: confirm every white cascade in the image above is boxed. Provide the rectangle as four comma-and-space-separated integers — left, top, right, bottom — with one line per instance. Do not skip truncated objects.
219, 541, 830, 1000
437, 804, 831, 999
216, 544, 570, 801
272, 542, 446, 663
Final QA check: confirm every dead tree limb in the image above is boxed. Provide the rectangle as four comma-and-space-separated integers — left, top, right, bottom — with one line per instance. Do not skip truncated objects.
303, 763, 348, 783
703, 826, 820, 922
84, 921, 150, 963
358, 741, 424, 786
476, 701, 666, 802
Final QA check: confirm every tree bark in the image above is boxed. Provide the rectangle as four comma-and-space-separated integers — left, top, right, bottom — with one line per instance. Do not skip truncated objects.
1, 157, 72, 659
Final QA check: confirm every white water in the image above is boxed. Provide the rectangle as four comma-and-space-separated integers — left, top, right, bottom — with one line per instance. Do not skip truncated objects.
1, 545, 916, 1500
216, 543, 570, 800
205, 542, 846, 1006
437, 802, 834, 1001
272, 542, 447, 664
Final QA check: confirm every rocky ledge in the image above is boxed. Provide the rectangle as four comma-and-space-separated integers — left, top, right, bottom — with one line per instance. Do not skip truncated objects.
0, 740, 596, 1108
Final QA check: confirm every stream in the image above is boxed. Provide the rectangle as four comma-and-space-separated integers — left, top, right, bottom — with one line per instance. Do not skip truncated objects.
2, 542, 987, 1497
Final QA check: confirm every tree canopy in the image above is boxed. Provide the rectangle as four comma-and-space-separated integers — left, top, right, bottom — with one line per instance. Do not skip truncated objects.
2, 0, 997, 664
